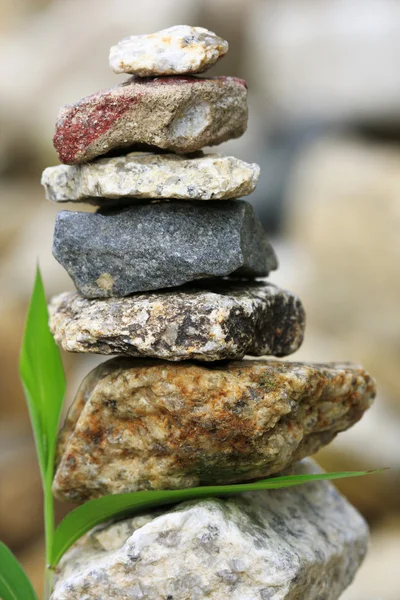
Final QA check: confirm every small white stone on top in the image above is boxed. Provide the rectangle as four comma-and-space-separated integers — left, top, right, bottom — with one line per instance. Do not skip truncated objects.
109, 25, 228, 76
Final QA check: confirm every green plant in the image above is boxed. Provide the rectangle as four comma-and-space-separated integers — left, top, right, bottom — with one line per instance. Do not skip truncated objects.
0, 268, 383, 600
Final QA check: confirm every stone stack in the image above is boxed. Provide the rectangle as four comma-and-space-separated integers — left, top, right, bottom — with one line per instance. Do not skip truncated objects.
41, 26, 376, 600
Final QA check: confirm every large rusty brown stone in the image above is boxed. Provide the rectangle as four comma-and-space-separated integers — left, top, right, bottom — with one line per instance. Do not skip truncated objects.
53, 358, 375, 502
48, 281, 305, 361
53, 76, 248, 164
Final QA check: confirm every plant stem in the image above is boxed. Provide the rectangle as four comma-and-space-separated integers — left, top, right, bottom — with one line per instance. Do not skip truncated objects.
43, 567, 54, 600
44, 483, 54, 565
43, 462, 55, 599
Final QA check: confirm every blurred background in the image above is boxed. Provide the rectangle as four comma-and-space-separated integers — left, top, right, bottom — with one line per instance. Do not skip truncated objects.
0, 0, 399, 598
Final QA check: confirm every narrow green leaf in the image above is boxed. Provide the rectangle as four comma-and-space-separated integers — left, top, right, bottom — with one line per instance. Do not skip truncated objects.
0, 542, 38, 600
51, 468, 383, 566
19, 267, 66, 481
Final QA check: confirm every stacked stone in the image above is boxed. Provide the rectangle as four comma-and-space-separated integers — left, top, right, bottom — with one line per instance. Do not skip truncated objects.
42, 27, 376, 600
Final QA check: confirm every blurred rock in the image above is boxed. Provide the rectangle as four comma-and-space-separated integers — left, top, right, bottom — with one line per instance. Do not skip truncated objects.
0, 181, 97, 423
284, 135, 400, 409
247, 0, 400, 123
52, 459, 368, 600
0, 180, 34, 253
269, 235, 400, 520
0, 303, 29, 419
0, 423, 43, 549
315, 399, 400, 520
342, 517, 400, 600
200, 0, 256, 78
0, 0, 51, 34
0, 0, 201, 170
18, 537, 45, 599
0, 196, 87, 307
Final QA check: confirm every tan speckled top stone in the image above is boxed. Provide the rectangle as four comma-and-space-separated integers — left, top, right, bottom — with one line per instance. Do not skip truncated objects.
41, 152, 260, 204
109, 26, 228, 77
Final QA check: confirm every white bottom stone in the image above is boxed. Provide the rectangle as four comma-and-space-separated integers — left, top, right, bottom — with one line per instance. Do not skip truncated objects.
51, 459, 368, 600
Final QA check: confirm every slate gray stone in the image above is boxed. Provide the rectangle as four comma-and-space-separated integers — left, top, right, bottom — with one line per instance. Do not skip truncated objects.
52, 200, 278, 298
53, 357, 375, 501
49, 281, 305, 361
51, 459, 369, 600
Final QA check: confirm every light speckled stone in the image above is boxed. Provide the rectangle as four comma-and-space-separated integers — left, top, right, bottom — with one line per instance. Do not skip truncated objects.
53, 358, 375, 501
49, 281, 305, 361
51, 459, 368, 600
41, 152, 260, 204
109, 26, 228, 77
53, 76, 248, 164
52, 201, 277, 298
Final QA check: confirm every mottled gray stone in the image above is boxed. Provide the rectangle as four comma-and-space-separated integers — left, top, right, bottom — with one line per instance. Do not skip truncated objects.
53, 76, 248, 164
109, 26, 228, 76
49, 281, 305, 361
52, 201, 277, 298
41, 152, 260, 204
53, 357, 375, 501
51, 459, 369, 600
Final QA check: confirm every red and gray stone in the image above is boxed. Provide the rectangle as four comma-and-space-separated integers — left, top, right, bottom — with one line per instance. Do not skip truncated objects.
52, 200, 277, 298
109, 26, 229, 77
53, 76, 248, 165
48, 281, 305, 361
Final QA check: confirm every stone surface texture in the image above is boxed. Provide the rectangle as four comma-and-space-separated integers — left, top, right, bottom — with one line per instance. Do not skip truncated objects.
53, 358, 375, 501
49, 281, 305, 361
51, 459, 368, 600
109, 26, 228, 77
52, 201, 277, 298
42, 152, 260, 204
53, 76, 248, 164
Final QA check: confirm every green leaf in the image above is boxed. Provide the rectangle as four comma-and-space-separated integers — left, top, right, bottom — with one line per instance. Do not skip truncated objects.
19, 266, 66, 481
51, 468, 382, 566
0, 542, 38, 600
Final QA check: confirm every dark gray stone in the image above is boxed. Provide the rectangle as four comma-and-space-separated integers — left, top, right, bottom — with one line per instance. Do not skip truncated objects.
52, 200, 278, 298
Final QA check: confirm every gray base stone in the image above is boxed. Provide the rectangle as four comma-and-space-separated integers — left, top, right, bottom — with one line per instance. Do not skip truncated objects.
53, 357, 375, 502
53, 75, 248, 164
109, 26, 228, 76
41, 152, 260, 204
51, 459, 369, 600
52, 201, 277, 298
49, 281, 305, 361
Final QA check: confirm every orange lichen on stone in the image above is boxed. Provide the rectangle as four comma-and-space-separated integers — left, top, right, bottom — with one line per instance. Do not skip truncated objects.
53, 357, 375, 503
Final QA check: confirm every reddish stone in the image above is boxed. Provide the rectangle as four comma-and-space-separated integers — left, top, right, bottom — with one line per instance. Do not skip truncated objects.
53, 76, 248, 165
